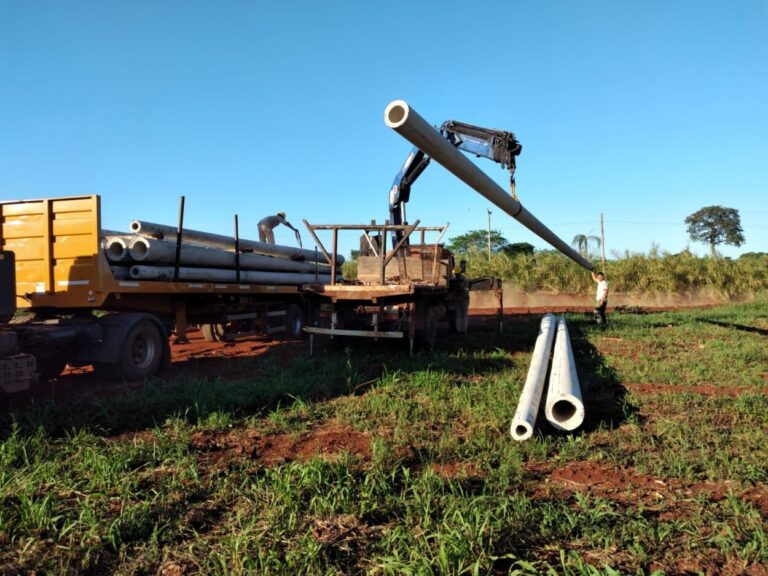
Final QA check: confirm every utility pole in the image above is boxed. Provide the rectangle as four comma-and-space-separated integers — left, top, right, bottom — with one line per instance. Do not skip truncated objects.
487, 208, 492, 262
600, 212, 606, 270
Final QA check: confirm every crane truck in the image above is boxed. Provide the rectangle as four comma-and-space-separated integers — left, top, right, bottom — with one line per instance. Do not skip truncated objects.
302, 119, 517, 350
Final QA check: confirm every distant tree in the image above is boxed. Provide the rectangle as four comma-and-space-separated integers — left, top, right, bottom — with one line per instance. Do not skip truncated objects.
684, 206, 744, 257
350, 249, 360, 261
502, 242, 535, 257
571, 234, 601, 258
447, 229, 509, 255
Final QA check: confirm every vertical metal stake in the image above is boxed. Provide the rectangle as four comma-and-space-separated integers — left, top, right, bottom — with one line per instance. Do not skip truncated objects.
331, 228, 338, 285
173, 196, 186, 282
234, 214, 241, 283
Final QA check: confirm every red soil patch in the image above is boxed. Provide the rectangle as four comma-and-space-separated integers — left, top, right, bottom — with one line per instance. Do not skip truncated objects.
625, 382, 768, 397
431, 461, 483, 479
533, 460, 768, 520
170, 330, 303, 370
189, 422, 371, 469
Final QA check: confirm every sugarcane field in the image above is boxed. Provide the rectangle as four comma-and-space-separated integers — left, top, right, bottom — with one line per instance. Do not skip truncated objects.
1, 3, 767, 575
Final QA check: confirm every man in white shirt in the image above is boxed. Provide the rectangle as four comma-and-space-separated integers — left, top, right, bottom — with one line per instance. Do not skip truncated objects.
591, 271, 609, 329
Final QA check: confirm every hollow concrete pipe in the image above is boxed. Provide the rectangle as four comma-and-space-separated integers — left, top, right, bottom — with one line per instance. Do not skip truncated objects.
545, 317, 585, 431
130, 220, 343, 264
129, 237, 334, 274
129, 265, 331, 286
109, 266, 131, 280
510, 313, 557, 441
103, 236, 132, 262
384, 100, 593, 271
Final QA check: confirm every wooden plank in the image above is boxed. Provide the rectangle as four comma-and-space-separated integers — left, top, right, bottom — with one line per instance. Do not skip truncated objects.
0, 201, 44, 217
52, 216, 97, 235
51, 197, 98, 214
1, 240, 45, 261
52, 236, 98, 259
1, 216, 45, 240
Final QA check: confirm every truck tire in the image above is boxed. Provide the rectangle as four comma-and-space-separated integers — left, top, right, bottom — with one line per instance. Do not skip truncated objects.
284, 304, 304, 339
94, 319, 163, 381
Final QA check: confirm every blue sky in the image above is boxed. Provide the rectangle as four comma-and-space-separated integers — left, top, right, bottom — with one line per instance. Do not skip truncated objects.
1, 1, 766, 260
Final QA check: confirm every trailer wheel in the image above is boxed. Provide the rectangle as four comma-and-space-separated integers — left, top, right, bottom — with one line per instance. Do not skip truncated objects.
94, 319, 163, 381
284, 304, 304, 339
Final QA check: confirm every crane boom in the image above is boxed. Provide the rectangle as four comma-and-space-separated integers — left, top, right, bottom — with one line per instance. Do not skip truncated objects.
388, 120, 522, 239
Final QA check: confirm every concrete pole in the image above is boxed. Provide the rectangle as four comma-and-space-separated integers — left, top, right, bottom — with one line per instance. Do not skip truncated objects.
545, 317, 585, 431
128, 237, 333, 274
129, 265, 331, 285
103, 236, 132, 262
109, 266, 131, 280
384, 100, 593, 271
511, 313, 557, 441
130, 220, 343, 264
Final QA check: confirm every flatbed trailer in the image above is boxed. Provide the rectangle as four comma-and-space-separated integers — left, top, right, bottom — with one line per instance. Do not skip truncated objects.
0, 195, 311, 390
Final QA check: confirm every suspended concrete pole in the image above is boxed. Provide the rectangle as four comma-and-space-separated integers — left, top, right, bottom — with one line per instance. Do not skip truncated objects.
384, 100, 593, 271
510, 313, 558, 441
545, 317, 585, 431
130, 220, 343, 265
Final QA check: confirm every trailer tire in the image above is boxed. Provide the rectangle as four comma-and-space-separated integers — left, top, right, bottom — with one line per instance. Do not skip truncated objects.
284, 304, 304, 339
94, 319, 163, 381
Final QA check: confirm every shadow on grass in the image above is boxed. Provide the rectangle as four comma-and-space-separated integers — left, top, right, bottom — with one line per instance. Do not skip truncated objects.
1, 319, 523, 440
567, 315, 640, 432
699, 318, 768, 336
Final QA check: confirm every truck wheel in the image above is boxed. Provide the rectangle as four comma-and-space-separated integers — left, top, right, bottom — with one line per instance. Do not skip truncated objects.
94, 320, 163, 381
284, 304, 304, 339
419, 305, 439, 352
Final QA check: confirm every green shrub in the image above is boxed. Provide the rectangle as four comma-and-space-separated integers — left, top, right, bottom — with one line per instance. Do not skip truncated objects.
461, 250, 768, 296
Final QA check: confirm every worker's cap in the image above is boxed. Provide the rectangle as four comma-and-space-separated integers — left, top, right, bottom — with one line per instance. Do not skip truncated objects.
278, 211, 286, 218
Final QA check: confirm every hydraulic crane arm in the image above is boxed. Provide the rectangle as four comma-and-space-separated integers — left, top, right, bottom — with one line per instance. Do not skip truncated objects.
388, 120, 522, 234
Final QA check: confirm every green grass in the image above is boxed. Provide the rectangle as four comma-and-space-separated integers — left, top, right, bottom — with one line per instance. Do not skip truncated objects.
1, 299, 767, 574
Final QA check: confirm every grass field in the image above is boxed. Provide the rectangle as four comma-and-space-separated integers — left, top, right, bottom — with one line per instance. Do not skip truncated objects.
1, 297, 767, 575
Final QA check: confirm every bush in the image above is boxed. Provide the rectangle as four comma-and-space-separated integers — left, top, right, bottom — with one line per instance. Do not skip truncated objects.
461, 250, 768, 297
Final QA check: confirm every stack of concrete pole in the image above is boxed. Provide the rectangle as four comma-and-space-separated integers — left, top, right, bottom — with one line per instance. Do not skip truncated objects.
510, 314, 585, 441
100, 222, 340, 285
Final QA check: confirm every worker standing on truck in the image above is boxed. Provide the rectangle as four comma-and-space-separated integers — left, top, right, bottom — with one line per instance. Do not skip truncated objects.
591, 271, 609, 329
258, 212, 302, 247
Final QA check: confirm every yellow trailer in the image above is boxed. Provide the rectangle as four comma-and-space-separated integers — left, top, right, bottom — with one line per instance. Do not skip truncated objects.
0, 195, 308, 388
